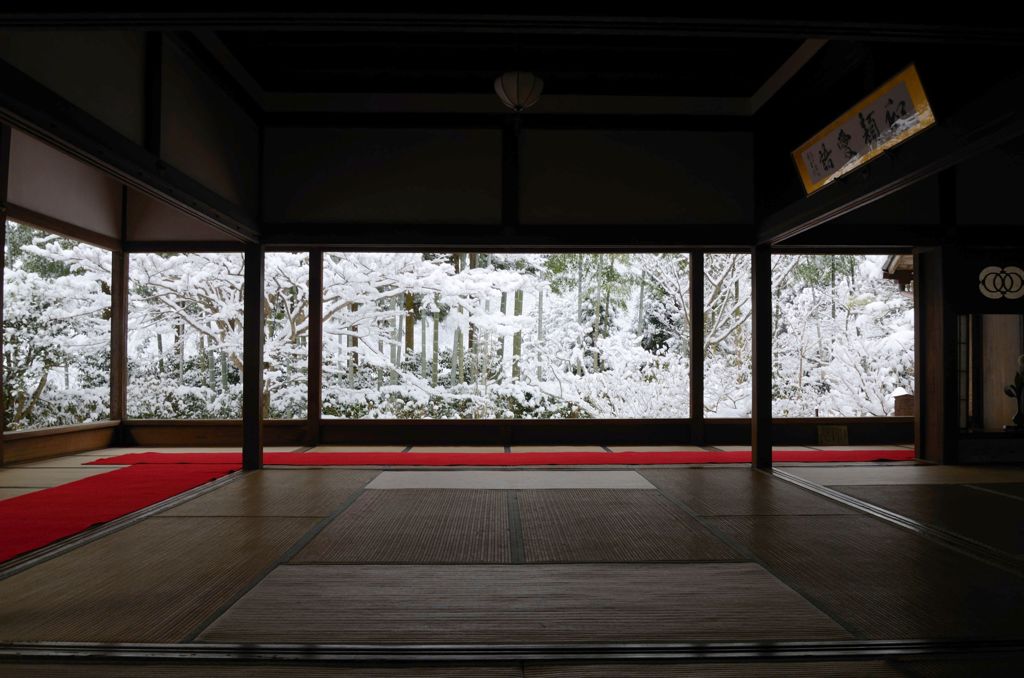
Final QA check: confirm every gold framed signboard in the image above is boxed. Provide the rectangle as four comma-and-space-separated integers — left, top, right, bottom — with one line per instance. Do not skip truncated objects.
792, 64, 936, 194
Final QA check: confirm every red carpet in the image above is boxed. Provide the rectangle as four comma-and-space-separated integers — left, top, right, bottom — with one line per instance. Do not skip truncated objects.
88, 448, 915, 467
0, 464, 238, 564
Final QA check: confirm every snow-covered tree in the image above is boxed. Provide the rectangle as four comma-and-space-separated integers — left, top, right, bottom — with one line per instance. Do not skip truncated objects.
3, 228, 914, 426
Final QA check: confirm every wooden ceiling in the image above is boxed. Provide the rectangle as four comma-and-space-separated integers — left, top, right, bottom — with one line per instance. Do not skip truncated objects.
215, 30, 803, 97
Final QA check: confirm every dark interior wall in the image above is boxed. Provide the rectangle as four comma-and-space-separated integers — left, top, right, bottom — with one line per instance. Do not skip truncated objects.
126, 188, 238, 242
161, 39, 259, 213
0, 30, 145, 145
520, 130, 754, 225
263, 127, 502, 224
7, 129, 121, 239
955, 138, 1024, 225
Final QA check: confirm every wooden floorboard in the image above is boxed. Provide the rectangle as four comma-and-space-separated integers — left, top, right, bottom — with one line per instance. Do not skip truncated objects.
524, 660, 904, 677
641, 468, 854, 516
0, 516, 315, 643
975, 483, 1024, 500
832, 484, 1024, 555
292, 490, 511, 564
892, 654, 1024, 677
517, 489, 740, 563
708, 515, 1024, 639
0, 664, 521, 677
163, 469, 378, 517
198, 563, 852, 644
784, 465, 1024, 486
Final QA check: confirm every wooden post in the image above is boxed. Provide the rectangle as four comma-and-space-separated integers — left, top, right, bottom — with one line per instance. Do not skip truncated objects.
109, 251, 129, 433
0, 124, 9, 465
751, 244, 773, 470
689, 252, 705, 445
306, 250, 323, 446
242, 243, 264, 470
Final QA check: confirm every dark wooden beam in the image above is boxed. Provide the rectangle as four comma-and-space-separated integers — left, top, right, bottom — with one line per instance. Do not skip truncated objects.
242, 243, 264, 470
688, 252, 705, 444
502, 117, 520, 233
777, 224, 940, 249
264, 112, 752, 131
306, 250, 323, 446
751, 244, 772, 469
758, 67, 1024, 246
261, 223, 756, 251
0, 57, 260, 243
165, 32, 263, 124
0, 14, 1020, 44
143, 32, 163, 157
0, 123, 10, 465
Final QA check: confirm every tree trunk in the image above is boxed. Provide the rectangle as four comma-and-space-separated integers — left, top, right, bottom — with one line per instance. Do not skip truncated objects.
348, 302, 359, 385
512, 289, 524, 380
219, 350, 228, 392
637, 273, 646, 335
405, 293, 415, 353
420, 314, 428, 379
432, 308, 439, 388
536, 288, 544, 381
497, 291, 507, 382
576, 255, 584, 323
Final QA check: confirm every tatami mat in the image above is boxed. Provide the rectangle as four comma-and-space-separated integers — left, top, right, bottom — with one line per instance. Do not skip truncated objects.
810, 445, 912, 451
0, 466, 114, 488
708, 514, 1024, 639
163, 469, 378, 518
0, 516, 315, 643
832, 484, 1024, 555
712, 445, 817, 452
198, 562, 851, 644
409, 446, 506, 453
0, 487, 40, 500
13, 455, 129, 468
510, 445, 607, 453
293, 489, 510, 564
642, 468, 854, 516
0, 664, 521, 677
366, 470, 655, 490
524, 661, 904, 677
518, 489, 740, 562
607, 445, 708, 452
784, 465, 1024, 486
69, 446, 304, 458
309, 446, 408, 453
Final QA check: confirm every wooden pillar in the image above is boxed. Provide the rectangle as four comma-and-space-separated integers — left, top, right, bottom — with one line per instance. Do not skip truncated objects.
751, 244, 773, 470
110, 251, 129, 428
306, 250, 323, 446
0, 125, 9, 466
689, 252, 705, 445
914, 245, 957, 464
110, 187, 129, 441
242, 243, 264, 470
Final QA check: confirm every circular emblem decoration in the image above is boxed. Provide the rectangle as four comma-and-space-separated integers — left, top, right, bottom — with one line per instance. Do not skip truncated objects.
979, 266, 1024, 300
